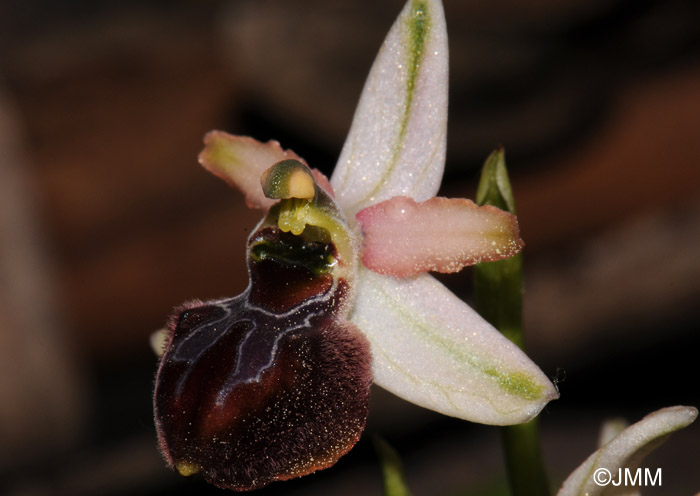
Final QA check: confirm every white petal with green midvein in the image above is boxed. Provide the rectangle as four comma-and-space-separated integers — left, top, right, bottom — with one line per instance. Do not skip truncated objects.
331, 0, 448, 217
350, 267, 559, 425
557, 406, 698, 496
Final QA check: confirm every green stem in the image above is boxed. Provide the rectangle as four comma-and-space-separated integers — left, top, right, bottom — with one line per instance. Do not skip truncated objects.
473, 148, 550, 496
500, 419, 549, 496
374, 437, 413, 496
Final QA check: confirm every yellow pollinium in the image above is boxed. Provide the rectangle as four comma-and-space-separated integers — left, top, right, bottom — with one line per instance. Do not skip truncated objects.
287, 169, 315, 200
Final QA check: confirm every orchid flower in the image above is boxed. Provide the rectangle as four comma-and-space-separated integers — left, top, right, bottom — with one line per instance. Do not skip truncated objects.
153, 0, 557, 491
557, 405, 697, 496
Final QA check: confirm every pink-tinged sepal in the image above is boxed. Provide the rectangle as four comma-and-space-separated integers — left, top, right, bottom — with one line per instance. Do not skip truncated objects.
356, 196, 524, 277
198, 132, 333, 209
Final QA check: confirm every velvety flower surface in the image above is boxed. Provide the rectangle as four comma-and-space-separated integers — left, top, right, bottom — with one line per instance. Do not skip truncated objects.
154, 0, 558, 491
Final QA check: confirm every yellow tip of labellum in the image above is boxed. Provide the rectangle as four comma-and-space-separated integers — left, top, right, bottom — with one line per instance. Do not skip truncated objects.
261, 159, 316, 200
176, 460, 201, 477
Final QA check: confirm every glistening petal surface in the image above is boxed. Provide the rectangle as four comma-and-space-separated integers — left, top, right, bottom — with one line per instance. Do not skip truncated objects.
331, 0, 448, 216
350, 267, 558, 425
357, 196, 524, 277
557, 406, 698, 496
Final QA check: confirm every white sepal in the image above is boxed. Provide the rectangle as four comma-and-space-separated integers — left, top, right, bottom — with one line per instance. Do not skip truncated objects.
350, 267, 558, 425
331, 0, 448, 217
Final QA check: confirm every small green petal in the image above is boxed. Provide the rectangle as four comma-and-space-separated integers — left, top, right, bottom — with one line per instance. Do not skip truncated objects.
476, 147, 516, 215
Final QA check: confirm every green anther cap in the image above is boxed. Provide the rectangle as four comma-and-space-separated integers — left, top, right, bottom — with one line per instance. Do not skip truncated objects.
261, 159, 316, 200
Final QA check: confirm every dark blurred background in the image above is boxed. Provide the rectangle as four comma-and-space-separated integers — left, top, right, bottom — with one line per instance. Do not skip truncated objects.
1, 0, 699, 494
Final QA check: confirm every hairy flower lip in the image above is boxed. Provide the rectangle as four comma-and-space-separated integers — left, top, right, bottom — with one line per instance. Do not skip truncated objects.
154, 194, 371, 490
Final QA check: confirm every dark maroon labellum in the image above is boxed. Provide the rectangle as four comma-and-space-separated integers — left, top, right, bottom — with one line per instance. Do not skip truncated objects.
154, 226, 371, 491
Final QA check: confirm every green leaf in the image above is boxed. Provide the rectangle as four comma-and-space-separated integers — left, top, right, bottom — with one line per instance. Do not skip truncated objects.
374, 437, 413, 496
